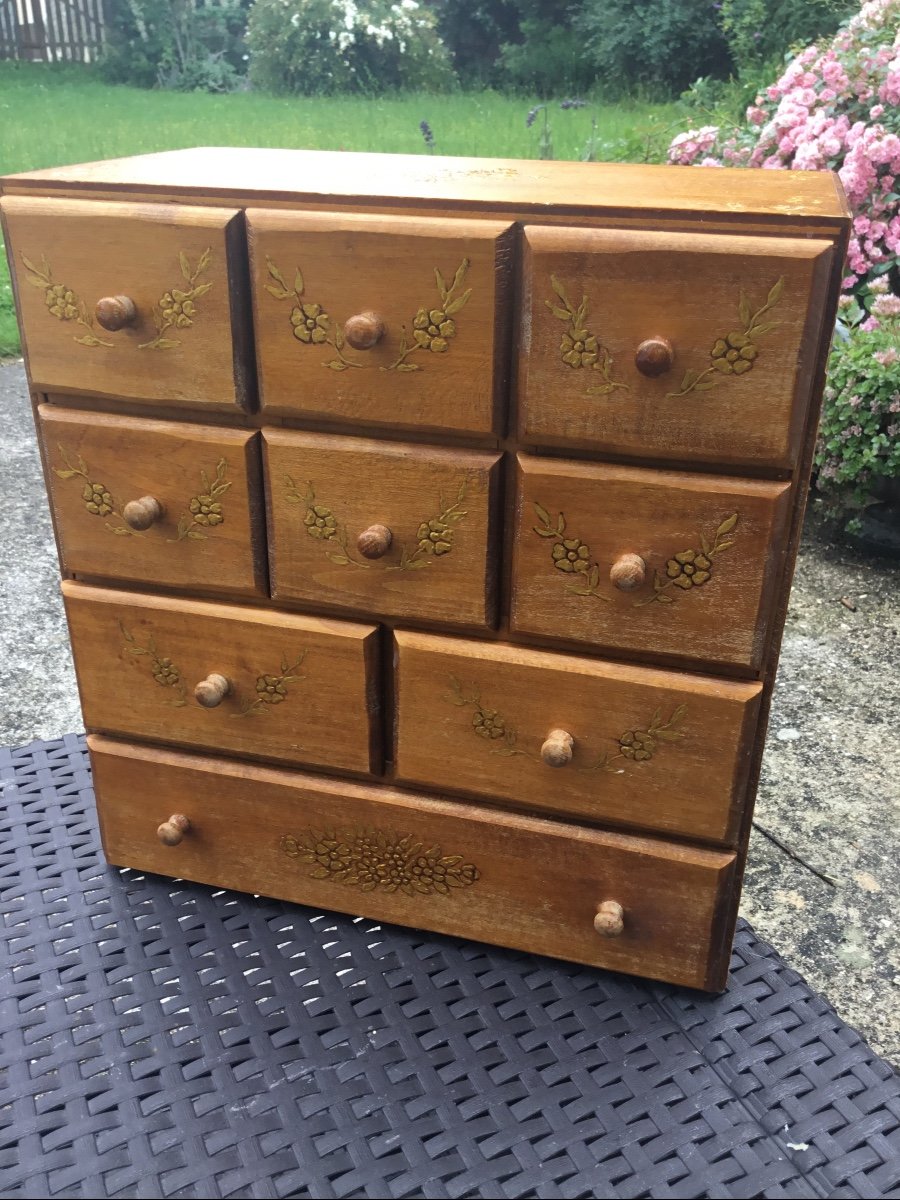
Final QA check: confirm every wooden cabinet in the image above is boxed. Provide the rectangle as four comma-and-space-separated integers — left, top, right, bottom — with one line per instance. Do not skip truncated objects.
1, 147, 849, 991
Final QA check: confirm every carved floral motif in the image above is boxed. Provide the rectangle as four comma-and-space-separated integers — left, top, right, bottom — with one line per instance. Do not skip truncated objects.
285, 476, 469, 571
281, 828, 480, 896
447, 676, 686, 774
22, 254, 113, 348
545, 274, 628, 395
235, 651, 308, 718
119, 622, 187, 707
139, 248, 213, 351
667, 277, 784, 398
265, 255, 472, 372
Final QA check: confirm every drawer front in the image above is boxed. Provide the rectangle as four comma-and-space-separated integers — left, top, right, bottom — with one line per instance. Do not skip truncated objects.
248, 209, 513, 437
40, 405, 265, 598
511, 455, 791, 671
519, 226, 833, 468
63, 582, 380, 775
1, 196, 250, 410
90, 736, 738, 990
265, 429, 501, 629
394, 631, 761, 844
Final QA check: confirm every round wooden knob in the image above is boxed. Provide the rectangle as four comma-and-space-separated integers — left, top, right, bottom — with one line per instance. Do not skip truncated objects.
635, 337, 674, 377
157, 814, 190, 846
357, 524, 392, 559
541, 729, 574, 767
123, 495, 163, 530
95, 295, 137, 332
593, 901, 625, 938
194, 673, 231, 708
610, 553, 646, 592
344, 311, 385, 350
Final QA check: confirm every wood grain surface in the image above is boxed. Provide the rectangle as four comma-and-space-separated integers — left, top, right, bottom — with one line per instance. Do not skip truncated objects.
510, 455, 792, 671
518, 225, 834, 468
264, 428, 502, 628
1, 195, 250, 409
394, 630, 761, 844
247, 208, 513, 436
39, 405, 266, 597
89, 735, 738, 990
63, 582, 381, 775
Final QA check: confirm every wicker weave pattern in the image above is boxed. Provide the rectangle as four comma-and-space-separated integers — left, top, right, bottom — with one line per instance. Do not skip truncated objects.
1, 735, 898, 1199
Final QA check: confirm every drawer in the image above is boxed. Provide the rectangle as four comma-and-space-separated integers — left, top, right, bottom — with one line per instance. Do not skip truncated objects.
63, 582, 380, 775
264, 429, 501, 629
247, 209, 513, 437
89, 735, 738, 990
511, 455, 791, 671
519, 226, 834, 468
39, 405, 265, 599
394, 631, 761, 844
1, 196, 250, 410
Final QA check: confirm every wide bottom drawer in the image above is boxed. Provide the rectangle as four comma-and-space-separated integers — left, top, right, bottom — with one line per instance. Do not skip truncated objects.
89, 736, 738, 991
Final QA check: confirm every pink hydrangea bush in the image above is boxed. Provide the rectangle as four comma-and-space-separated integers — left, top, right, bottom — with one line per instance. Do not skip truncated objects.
669, 0, 900, 308
669, 1, 900, 530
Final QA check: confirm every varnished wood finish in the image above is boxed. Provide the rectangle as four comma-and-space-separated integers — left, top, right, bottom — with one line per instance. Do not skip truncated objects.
511, 455, 792, 671
38, 405, 266, 598
1, 147, 850, 992
89, 736, 738, 990
247, 208, 513, 437
63, 581, 381, 775
1, 195, 251, 409
264, 429, 502, 629
394, 631, 762, 844
519, 226, 834, 468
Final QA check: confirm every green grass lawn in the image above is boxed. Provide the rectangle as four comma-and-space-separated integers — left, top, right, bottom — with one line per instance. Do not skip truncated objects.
0, 62, 680, 356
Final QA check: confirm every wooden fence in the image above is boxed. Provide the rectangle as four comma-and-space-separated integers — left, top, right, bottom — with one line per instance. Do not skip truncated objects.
0, 0, 105, 63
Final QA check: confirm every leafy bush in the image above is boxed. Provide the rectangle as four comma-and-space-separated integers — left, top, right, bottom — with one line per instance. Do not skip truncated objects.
246, 0, 455, 95
815, 307, 900, 529
497, 3, 594, 95
718, 0, 855, 76
99, 0, 249, 92
578, 0, 733, 100
430, 0, 520, 86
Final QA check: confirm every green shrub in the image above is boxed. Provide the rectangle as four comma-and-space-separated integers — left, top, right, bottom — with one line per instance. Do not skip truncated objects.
99, 0, 249, 92
497, 16, 594, 95
815, 311, 900, 532
718, 0, 855, 76
430, 0, 521, 86
578, 0, 733, 100
246, 0, 455, 95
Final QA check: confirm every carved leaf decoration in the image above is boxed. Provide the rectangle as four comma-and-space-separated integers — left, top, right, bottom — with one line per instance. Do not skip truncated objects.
717, 513, 738, 536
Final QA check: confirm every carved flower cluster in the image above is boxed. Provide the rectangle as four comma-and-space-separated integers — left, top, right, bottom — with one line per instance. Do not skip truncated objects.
160, 290, 196, 329
45, 283, 79, 321
82, 481, 113, 517
619, 730, 656, 761
304, 503, 338, 540
666, 548, 713, 589
473, 708, 505, 739
256, 675, 287, 703
189, 495, 223, 527
291, 302, 329, 344
282, 828, 480, 897
152, 657, 180, 687
412, 307, 456, 353
552, 537, 591, 574
416, 516, 453, 556
711, 331, 758, 375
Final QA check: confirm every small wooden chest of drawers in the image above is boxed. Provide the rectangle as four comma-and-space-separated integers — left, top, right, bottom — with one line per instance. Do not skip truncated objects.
1, 147, 849, 991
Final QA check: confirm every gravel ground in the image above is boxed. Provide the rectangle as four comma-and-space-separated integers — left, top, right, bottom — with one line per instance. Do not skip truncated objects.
1, 359, 897, 1063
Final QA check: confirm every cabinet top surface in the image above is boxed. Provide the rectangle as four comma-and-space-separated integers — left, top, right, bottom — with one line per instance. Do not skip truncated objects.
0, 145, 849, 225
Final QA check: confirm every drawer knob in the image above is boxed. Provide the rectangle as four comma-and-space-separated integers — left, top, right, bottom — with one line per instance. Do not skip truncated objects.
541, 728, 574, 767
157, 813, 190, 846
194, 673, 231, 708
635, 337, 674, 377
594, 900, 625, 938
123, 495, 163, 530
357, 523, 393, 559
610, 553, 647, 592
344, 311, 385, 350
95, 294, 138, 332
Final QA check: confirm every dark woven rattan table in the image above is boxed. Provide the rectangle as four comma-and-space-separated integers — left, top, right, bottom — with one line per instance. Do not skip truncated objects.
2, 735, 898, 1200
